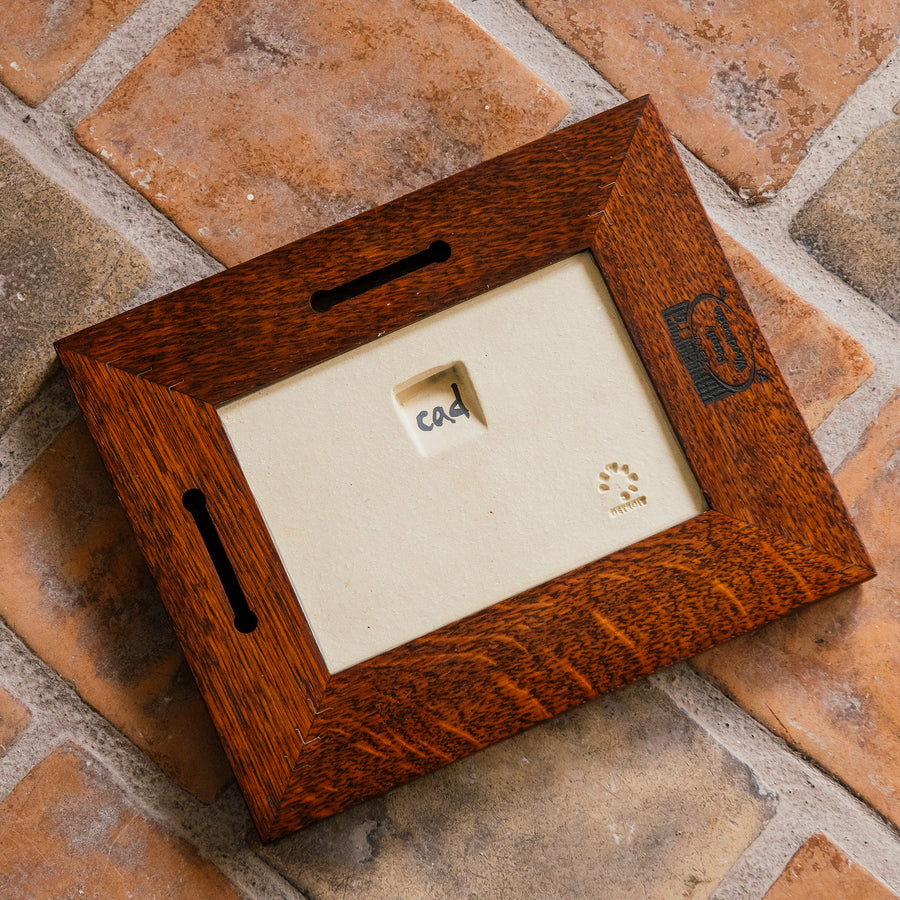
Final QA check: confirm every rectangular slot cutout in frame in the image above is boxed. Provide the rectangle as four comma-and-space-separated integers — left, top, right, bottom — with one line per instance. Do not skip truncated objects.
56, 97, 873, 841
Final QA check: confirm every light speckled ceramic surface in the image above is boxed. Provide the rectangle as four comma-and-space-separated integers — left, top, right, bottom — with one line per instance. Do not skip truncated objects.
221, 254, 706, 671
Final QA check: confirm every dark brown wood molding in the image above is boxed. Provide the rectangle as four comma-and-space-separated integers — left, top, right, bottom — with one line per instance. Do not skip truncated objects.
56, 96, 873, 840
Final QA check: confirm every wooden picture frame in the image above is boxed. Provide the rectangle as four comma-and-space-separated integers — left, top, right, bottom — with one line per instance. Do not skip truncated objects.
56, 97, 873, 840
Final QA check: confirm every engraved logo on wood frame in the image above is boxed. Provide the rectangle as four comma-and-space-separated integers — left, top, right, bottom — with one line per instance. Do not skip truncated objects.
662, 287, 767, 404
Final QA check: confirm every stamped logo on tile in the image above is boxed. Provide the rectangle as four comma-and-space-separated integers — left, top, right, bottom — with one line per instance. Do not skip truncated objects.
598, 462, 647, 517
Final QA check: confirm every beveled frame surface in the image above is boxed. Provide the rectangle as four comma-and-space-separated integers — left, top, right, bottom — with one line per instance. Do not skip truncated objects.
56, 97, 873, 840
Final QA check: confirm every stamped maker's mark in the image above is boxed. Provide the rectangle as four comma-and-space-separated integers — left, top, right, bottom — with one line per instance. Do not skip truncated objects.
598, 462, 647, 518
663, 287, 768, 404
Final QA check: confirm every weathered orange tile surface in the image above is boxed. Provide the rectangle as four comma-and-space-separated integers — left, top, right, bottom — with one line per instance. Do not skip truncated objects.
718, 230, 873, 429
522, 0, 898, 199
0, 0, 144, 105
76, 0, 569, 266
763, 833, 898, 900
0, 744, 245, 899
0, 687, 30, 758
695, 390, 900, 826
0, 419, 232, 802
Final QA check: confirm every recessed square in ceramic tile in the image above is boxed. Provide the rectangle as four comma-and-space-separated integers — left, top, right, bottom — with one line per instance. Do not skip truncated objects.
393, 363, 486, 456
219, 253, 707, 673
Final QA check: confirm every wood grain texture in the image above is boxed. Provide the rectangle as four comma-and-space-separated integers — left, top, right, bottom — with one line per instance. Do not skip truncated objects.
269, 512, 865, 835
57, 351, 327, 826
56, 96, 873, 840
590, 109, 869, 565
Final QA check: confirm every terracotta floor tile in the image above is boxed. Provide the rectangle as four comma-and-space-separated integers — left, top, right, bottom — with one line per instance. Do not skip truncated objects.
257, 681, 774, 900
695, 390, 900, 827
0, 419, 232, 803
0, 0, 144, 105
718, 229, 873, 429
792, 110, 900, 321
522, 0, 898, 199
0, 687, 30, 758
0, 138, 150, 437
0, 744, 245, 899
75, 0, 569, 266
763, 833, 898, 900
